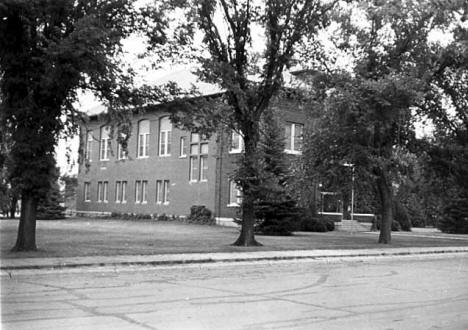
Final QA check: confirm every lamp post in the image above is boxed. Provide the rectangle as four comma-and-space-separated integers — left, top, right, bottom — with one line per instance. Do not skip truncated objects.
343, 163, 355, 221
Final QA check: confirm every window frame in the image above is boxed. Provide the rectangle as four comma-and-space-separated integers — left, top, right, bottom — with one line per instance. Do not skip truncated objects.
285, 122, 304, 154
135, 180, 141, 203
84, 182, 91, 202
97, 181, 103, 202
121, 181, 127, 203
99, 126, 111, 161
85, 131, 93, 161
137, 120, 150, 159
159, 117, 172, 157
228, 180, 242, 207
229, 130, 244, 154
103, 181, 108, 203
115, 181, 121, 203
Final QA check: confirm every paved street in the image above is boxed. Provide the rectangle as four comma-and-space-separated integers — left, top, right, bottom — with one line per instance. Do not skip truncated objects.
2, 254, 468, 330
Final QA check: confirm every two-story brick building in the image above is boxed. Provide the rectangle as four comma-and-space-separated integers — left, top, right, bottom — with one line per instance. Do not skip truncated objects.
76, 97, 305, 226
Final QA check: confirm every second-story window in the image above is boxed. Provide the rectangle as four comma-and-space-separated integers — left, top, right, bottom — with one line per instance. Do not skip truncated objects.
85, 131, 93, 161
137, 120, 150, 158
285, 122, 304, 154
189, 133, 209, 182
99, 126, 111, 161
159, 117, 172, 156
179, 136, 187, 157
230, 130, 244, 153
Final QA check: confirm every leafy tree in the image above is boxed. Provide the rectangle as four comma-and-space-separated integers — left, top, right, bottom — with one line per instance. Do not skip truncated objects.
37, 170, 66, 220
0, 0, 170, 251
302, 0, 463, 243
158, 0, 339, 246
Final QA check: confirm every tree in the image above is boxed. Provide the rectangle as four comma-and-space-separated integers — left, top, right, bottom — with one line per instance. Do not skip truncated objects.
160, 0, 338, 246
255, 109, 300, 235
302, 0, 463, 243
0, 0, 170, 251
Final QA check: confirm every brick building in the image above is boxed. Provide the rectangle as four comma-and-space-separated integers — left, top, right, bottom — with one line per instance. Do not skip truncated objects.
76, 98, 305, 226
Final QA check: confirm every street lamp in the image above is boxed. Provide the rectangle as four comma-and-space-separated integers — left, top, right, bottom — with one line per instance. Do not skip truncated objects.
343, 163, 355, 221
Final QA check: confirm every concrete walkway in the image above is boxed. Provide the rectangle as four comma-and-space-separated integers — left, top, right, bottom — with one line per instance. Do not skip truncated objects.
2, 246, 468, 271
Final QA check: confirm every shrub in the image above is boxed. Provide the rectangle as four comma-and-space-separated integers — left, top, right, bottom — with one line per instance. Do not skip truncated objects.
393, 200, 412, 231
372, 216, 402, 231
299, 217, 333, 232
255, 199, 301, 235
438, 199, 468, 234
186, 205, 215, 225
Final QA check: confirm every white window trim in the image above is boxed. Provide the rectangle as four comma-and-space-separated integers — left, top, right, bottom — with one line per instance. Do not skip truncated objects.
159, 130, 171, 157
163, 180, 169, 204
227, 181, 242, 207
103, 181, 108, 203
229, 130, 244, 154
115, 181, 121, 203
142, 181, 148, 204
84, 182, 91, 202
117, 144, 128, 160
121, 181, 127, 204
285, 123, 303, 155
135, 181, 141, 204
97, 182, 102, 203
200, 155, 208, 182
189, 156, 198, 182
179, 136, 187, 158
86, 132, 93, 162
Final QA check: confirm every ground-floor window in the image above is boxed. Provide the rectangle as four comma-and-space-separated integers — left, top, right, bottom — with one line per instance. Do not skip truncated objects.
103, 181, 108, 203
228, 180, 242, 206
84, 182, 91, 202
135, 180, 141, 203
121, 181, 127, 203
97, 181, 102, 202
142, 180, 148, 204
115, 181, 121, 203
156, 180, 170, 204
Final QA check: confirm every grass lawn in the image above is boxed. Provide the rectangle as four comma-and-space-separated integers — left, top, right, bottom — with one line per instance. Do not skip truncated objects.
1, 217, 468, 259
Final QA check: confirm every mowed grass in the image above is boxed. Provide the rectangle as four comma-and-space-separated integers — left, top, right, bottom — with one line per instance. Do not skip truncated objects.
1, 217, 468, 259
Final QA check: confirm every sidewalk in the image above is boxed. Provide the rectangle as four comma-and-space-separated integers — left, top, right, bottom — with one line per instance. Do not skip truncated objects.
2, 246, 468, 271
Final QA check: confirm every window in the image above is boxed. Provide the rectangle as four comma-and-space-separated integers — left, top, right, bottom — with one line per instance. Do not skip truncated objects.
156, 180, 170, 204
228, 181, 242, 206
97, 181, 103, 202
121, 181, 127, 203
135, 180, 141, 203
285, 122, 304, 154
103, 181, 108, 202
189, 156, 198, 182
117, 143, 128, 160
189, 133, 209, 182
85, 131, 93, 161
115, 181, 121, 203
230, 130, 244, 153
84, 182, 91, 202
159, 117, 172, 156
142, 180, 148, 204
100, 126, 111, 160
137, 120, 150, 158
200, 155, 208, 181
179, 137, 187, 157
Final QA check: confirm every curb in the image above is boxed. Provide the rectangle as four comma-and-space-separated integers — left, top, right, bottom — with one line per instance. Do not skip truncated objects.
2, 247, 468, 271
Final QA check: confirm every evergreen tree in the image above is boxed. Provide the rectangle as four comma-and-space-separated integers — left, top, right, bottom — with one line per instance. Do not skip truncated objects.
255, 110, 300, 235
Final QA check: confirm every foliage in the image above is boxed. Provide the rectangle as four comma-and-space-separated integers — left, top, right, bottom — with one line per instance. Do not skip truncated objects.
438, 199, 468, 234
37, 182, 66, 220
392, 200, 411, 232
0, 0, 173, 250
301, 0, 464, 243
186, 205, 215, 225
253, 110, 301, 236
149, 0, 339, 246
299, 217, 335, 233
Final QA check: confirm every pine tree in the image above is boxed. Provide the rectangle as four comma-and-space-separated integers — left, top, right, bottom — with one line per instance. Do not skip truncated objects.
255, 110, 300, 235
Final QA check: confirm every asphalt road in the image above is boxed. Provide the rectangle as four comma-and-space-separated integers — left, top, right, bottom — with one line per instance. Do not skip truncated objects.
2, 254, 468, 330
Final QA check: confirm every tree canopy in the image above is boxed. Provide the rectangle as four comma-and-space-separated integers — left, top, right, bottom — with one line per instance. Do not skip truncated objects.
0, 0, 170, 250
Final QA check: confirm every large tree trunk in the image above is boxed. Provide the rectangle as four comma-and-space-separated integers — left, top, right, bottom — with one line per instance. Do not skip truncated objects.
11, 192, 37, 251
233, 124, 262, 246
376, 169, 393, 244
9, 195, 17, 219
